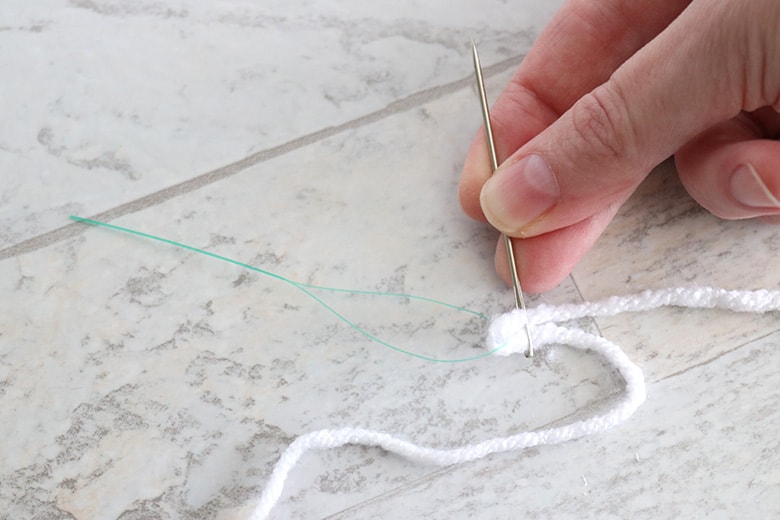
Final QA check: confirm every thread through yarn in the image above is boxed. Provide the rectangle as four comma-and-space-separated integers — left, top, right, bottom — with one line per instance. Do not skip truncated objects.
251, 286, 780, 519
70, 215, 503, 363
67, 217, 779, 520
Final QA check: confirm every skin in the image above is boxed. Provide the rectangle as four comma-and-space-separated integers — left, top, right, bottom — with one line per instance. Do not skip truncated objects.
459, 0, 780, 293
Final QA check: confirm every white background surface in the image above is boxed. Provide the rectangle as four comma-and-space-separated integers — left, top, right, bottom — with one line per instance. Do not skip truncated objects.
1, 1, 779, 518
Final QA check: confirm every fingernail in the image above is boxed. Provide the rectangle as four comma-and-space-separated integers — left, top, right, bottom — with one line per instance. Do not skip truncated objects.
730, 163, 780, 209
480, 154, 560, 233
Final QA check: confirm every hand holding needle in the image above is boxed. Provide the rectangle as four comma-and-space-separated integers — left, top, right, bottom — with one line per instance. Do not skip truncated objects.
471, 41, 534, 358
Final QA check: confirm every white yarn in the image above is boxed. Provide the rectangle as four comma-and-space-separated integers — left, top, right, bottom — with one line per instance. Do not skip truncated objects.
250, 287, 780, 519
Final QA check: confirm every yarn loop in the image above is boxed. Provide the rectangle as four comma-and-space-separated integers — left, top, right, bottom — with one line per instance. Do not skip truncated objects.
251, 286, 780, 519
66, 216, 779, 520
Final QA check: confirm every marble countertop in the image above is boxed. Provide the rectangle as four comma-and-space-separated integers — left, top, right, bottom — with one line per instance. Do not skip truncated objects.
2, 1, 779, 519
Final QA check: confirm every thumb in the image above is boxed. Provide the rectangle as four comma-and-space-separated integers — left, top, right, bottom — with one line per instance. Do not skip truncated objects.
479, 0, 779, 238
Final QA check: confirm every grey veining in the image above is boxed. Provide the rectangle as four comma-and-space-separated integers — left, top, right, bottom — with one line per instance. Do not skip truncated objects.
2, 1, 779, 519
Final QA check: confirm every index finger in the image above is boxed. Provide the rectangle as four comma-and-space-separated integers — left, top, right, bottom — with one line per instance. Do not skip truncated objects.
459, 0, 691, 221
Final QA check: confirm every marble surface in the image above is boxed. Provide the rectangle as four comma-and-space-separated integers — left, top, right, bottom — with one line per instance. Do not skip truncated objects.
1, 1, 778, 519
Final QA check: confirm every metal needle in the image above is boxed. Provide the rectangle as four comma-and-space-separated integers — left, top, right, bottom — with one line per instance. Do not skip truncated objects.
471, 41, 534, 358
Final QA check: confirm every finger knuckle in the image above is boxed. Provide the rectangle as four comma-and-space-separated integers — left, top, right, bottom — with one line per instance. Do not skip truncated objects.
569, 84, 634, 161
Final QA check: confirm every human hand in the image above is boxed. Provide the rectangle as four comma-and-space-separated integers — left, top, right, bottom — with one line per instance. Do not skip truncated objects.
459, 0, 780, 293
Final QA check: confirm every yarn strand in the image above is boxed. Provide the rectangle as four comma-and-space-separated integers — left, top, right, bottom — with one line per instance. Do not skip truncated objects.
67, 216, 780, 520
252, 286, 780, 519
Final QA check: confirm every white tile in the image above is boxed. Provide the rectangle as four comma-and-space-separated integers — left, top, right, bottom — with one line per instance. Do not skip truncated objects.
5, 2, 779, 519
0, 0, 560, 248
318, 331, 780, 519
1, 78, 590, 518
572, 162, 780, 377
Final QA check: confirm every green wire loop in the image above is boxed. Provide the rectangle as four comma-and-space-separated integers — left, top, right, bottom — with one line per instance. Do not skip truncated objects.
70, 216, 505, 363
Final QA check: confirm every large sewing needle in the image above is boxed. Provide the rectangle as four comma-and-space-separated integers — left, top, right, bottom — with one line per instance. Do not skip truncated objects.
471, 41, 534, 358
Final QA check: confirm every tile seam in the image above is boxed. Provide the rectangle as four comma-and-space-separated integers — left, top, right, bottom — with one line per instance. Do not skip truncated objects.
0, 54, 523, 260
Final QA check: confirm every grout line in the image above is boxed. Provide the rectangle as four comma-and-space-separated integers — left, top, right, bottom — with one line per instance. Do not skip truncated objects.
569, 274, 605, 337
0, 54, 523, 261
655, 326, 780, 383
569, 273, 585, 303
324, 388, 626, 518
324, 325, 780, 515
